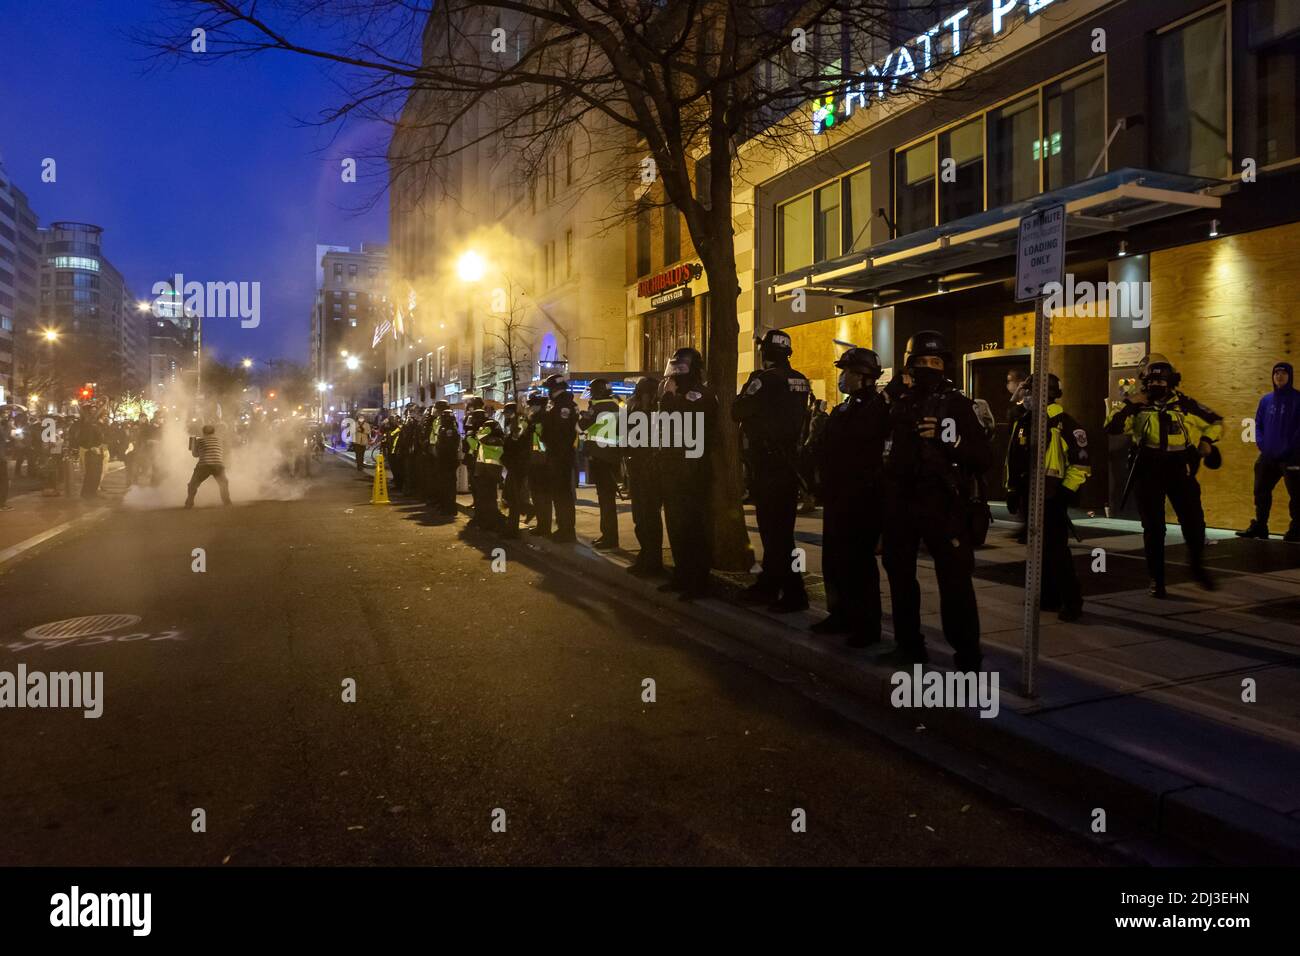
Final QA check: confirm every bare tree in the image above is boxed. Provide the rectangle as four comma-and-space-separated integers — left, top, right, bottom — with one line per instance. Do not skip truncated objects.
484, 276, 538, 405
142, 0, 1019, 567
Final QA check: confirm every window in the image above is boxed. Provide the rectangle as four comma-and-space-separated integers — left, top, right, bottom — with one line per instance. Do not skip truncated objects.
896, 140, 936, 234
1044, 64, 1105, 189
844, 167, 873, 253
987, 94, 1039, 205
939, 118, 984, 223
333, 264, 343, 279
1153, 9, 1229, 177
814, 182, 841, 261
778, 193, 813, 272
565, 228, 574, 278
566, 138, 574, 185
1235, 0, 1300, 167
636, 203, 652, 275
664, 204, 681, 263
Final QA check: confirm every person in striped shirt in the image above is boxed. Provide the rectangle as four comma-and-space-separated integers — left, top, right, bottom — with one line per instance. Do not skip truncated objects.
184, 425, 232, 508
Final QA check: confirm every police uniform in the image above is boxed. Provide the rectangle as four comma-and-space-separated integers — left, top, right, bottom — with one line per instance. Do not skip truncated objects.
1006, 374, 1091, 620
462, 404, 488, 525
625, 378, 665, 574
732, 329, 812, 611
432, 409, 461, 515
523, 395, 553, 535
580, 382, 623, 549
501, 409, 532, 537
658, 348, 716, 598
540, 378, 579, 542
472, 419, 506, 531
882, 331, 991, 670
1105, 356, 1221, 594
814, 348, 890, 646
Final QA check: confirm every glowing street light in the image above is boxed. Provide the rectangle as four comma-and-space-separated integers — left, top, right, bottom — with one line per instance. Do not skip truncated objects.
316, 381, 328, 392
42, 328, 60, 342
456, 250, 487, 283
345, 356, 360, 371
241, 358, 253, 369
136, 300, 152, 313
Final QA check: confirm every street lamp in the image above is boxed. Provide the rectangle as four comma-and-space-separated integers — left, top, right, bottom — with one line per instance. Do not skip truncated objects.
345, 356, 360, 371
456, 250, 486, 283
42, 329, 59, 342
242, 358, 253, 369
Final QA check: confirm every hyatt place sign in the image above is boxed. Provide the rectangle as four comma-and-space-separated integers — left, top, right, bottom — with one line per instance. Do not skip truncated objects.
812, 0, 1061, 134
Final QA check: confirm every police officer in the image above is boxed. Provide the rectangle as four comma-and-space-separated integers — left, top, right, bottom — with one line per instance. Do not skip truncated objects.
1105, 354, 1222, 596
432, 401, 460, 516
541, 375, 579, 543
462, 397, 489, 526
1006, 373, 1091, 621
812, 347, 890, 647
383, 413, 405, 491
580, 378, 623, 550
882, 330, 991, 670
625, 376, 665, 576
732, 329, 812, 612
500, 402, 533, 538
472, 416, 506, 531
657, 347, 717, 600
524, 391, 553, 536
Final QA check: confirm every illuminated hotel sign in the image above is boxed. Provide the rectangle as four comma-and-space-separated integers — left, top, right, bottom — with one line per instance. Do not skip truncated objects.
637, 262, 703, 298
812, 0, 1060, 134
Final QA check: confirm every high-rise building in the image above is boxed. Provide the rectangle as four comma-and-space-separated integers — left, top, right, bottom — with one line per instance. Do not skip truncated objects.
0, 164, 40, 406
38, 222, 147, 400
146, 284, 199, 409
310, 243, 387, 415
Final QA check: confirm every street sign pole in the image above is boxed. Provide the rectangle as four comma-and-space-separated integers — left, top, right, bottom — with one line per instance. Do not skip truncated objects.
1023, 296, 1051, 698
1015, 203, 1066, 698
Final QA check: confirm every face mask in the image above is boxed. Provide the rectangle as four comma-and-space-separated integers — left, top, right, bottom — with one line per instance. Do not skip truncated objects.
1023, 395, 1037, 412
837, 371, 851, 395
1145, 384, 1169, 401
909, 366, 944, 391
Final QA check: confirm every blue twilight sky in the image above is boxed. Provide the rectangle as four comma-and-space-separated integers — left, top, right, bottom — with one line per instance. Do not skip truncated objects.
0, 0, 392, 366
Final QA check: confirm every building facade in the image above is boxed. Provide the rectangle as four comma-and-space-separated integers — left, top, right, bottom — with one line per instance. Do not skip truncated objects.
310, 243, 387, 417
740, 0, 1300, 531
384, 10, 629, 411
0, 166, 41, 406
38, 221, 146, 400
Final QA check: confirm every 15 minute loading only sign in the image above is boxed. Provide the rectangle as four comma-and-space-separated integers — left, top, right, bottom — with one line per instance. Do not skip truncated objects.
1015, 203, 1066, 302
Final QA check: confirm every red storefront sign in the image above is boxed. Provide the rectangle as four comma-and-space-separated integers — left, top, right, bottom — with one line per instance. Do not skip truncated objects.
638, 263, 702, 298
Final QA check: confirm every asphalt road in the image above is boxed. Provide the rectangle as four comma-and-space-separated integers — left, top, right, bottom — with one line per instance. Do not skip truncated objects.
0, 456, 1115, 865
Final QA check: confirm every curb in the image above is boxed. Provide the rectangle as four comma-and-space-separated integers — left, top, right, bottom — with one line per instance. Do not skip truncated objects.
440, 494, 1300, 865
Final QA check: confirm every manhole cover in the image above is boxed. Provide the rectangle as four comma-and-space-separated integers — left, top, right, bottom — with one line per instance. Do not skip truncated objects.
24, 615, 142, 641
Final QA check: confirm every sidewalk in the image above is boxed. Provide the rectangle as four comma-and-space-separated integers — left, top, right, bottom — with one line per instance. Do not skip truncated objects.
516, 479, 1300, 862
0, 461, 126, 566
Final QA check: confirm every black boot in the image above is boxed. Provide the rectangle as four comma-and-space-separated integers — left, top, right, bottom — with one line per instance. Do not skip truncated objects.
1148, 579, 1168, 598
810, 614, 851, 635
1236, 521, 1270, 539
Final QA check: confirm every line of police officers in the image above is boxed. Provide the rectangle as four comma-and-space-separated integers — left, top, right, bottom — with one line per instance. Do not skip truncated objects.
371, 330, 1223, 673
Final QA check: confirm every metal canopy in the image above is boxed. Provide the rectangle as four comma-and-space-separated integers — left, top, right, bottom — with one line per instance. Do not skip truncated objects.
768, 168, 1223, 299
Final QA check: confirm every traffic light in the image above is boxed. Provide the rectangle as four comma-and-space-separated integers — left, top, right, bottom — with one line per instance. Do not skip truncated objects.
78, 384, 95, 401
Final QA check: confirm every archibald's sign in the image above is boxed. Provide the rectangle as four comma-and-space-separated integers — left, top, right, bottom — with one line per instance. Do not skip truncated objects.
638, 263, 702, 298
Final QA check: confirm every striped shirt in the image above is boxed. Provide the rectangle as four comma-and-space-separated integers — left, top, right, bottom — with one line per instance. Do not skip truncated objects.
194, 435, 225, 467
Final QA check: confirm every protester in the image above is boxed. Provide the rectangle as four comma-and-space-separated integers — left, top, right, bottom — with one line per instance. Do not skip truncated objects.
185, 424, 232, 508
1237, 361, 1300, 542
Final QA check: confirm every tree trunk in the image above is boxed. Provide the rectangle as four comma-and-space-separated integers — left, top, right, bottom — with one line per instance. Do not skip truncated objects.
699, 241, 754, 573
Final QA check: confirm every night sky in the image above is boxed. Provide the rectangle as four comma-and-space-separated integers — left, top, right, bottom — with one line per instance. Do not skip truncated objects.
0, 0, 391, 366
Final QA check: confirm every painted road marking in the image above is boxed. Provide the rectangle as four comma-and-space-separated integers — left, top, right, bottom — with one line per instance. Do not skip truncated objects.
0, 508, 110, 567
24, 615, 142, 640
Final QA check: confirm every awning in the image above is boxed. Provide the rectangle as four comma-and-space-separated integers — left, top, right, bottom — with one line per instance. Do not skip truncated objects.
768, 168, 1224, 300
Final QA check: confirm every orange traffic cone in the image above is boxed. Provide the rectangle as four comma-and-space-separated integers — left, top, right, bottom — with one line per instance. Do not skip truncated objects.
371, 452, 391, 505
